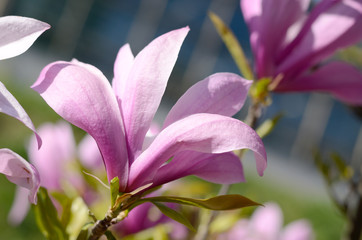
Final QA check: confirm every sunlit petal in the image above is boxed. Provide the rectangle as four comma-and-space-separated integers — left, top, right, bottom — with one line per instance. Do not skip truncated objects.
32, 61, 129, 189
0, 16, 50, 60
128, 113, 266, 190
163, 73, 251, 128
121, 27, 189, 161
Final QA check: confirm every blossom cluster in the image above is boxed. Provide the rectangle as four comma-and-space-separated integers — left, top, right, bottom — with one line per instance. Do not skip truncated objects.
0, 0, 361, 239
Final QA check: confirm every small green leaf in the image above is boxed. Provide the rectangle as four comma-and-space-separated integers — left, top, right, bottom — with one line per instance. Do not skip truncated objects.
110, 176, 120, 206
75, 223, 93, 240
133, 194, 260, 211
105, 230, 117, 240
76, 229, 89, 240
250, 78, 271, 103
151, 202, 195, 232
33, 187, 68, 240
209, 11, 254, 80
256, 113, 283, 139
66, 197, 90, 240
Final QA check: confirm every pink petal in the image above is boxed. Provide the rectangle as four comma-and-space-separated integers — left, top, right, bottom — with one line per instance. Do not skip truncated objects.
153, 152, 245, 187
277, 0, 362, 78
241, 0, 310, 78
275, 61, 362, 105
163, 73, 251, 128
0, 81, 41, 148
250, 202, 283, 239
121, 27, 189, 162
32, 61, 129, 190
0, 16, 50, 60
8, 186, 30, 225
78, 134, 104, 170
281, 220, 314, 240
112, 44, 135, 102
128, 113, 266, 191
0, 148, 40, 204
28, 122, 76, 190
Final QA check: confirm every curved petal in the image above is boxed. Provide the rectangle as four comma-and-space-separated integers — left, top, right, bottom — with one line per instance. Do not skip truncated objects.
0, 16, 50, 60
281, 220, 314, 240
163, 73, 251, 128
121, 27, 189, 162
277, 0, 362, 77
112, 44, 135, 102
241, 0, 310, 78
28, 122, 76, 190
8, 186, 30, 225
275, 61, 362, 105
152, 151, 245, 187
0, 148, 40, 204
31, 61, 129, 190
0, 81, 41, 147
250, 202, 283, 239
128, 113, 266, 191
78, 134, 103, 170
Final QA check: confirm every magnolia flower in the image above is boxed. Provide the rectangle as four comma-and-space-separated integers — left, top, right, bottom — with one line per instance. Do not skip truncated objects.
241, 0, 362, 104
220, 202, 314, 240
0, 16, 49, 204
32, 27, 267, 193
8, 121, 102, 224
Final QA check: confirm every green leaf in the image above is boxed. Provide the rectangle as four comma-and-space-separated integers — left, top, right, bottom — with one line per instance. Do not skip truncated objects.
209, 11, 254, 80
256, 113, 283, 139
51, 192, 73, 228
105, 230, 117, 240
50, 192, 90, 240
33, 187, 68, 240
65, 197, 90, 240
75, 223, 93, 240
110, 176, 120, 206
151, 202, 195, 232
75, 229, 88, 240
133, 194, 260, 211
250, 78, 271, 103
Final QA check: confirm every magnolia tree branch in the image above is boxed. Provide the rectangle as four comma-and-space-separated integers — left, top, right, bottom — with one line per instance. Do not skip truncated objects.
88, 194, 138, 240
88, 209, 124, 240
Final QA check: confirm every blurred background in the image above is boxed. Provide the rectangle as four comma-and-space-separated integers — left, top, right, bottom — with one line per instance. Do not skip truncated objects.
0, 0, 361, 239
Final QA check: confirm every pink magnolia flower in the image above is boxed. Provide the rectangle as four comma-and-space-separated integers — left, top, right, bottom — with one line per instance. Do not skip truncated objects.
241, 0, 362, 104
32, 27, 267, 193
0, 16, 49, 204
8, 121, 102, 224
221, 202, 314, 240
